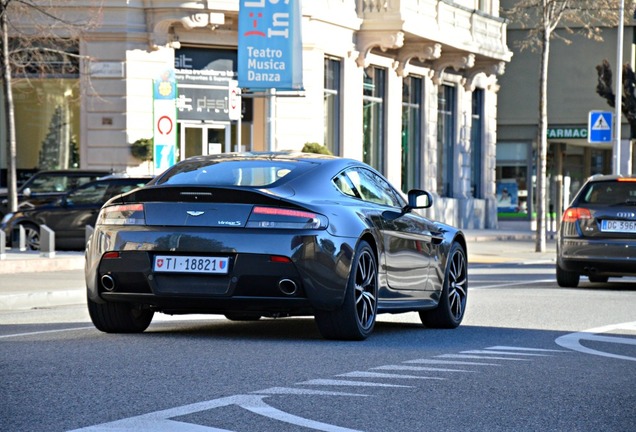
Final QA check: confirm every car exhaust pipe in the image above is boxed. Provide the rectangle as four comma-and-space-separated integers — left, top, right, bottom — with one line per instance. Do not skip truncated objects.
278, 278, 297, 296
101, 274, 116, 291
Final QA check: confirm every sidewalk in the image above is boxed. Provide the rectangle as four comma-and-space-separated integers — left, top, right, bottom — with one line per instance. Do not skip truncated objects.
0, 250, 84, 274
0, 228, 556, 311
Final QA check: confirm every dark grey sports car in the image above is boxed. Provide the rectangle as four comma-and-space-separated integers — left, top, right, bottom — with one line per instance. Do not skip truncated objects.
85, 152, 467, 340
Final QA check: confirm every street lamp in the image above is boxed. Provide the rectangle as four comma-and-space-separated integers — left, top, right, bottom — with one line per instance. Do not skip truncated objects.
614, 0, 624, 175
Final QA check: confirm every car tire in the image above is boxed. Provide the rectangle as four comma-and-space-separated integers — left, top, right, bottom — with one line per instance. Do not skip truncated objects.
21, 223, 40, 251
419, 242, 467, 329
224, 313, 262, 321
88, 297, 154, 333
556, 263, 580, 288
314, 240, 378, 341
588, 275, 609, 283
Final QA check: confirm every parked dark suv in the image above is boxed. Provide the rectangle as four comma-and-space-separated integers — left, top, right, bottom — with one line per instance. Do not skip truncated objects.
557, 174, 636, 287
0, 169, 111, 218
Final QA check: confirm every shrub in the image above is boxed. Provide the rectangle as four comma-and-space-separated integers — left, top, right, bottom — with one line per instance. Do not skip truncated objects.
302, 142, 332, 155
130, 138, 153, 161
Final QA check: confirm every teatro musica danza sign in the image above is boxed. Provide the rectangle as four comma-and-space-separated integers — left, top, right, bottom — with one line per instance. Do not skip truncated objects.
237, 0, 303, 91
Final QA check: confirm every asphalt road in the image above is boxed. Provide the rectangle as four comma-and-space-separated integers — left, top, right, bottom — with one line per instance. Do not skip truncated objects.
1, 259, 635, 432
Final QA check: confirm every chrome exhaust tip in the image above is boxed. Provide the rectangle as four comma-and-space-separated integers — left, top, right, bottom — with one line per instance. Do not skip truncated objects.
100, 274, 116, 291
278, 278, 297, 296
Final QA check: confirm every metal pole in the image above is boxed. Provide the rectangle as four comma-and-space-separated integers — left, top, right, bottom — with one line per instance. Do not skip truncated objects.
614, 0, 625, 175
267, 88, 276, 151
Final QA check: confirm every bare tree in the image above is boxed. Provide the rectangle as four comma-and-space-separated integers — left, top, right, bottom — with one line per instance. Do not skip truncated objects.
0, 0, 101, 213
502, 0, 631, 252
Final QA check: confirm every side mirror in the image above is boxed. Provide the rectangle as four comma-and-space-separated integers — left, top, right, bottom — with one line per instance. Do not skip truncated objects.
407, 189, 433, 209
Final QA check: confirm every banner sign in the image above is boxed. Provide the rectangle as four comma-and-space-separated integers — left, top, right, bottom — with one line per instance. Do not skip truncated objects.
153, 69, 177, 172
238, 0, 303, 91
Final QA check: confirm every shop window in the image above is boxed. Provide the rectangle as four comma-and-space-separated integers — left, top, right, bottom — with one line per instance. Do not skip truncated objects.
363, 66, 386, 172
496, 142, 530, 218
13, 79, 80, 171
437, 84, 456, 197
324, 57, 341, 156
470, 89, 484, 198
401, 76, 422, 192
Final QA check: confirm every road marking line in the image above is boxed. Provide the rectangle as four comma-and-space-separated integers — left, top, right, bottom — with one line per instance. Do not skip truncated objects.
299, 379, 411, 388
437, 354, 531, 361
463, 350, 554, 357
338, 371, 445, 380
486, 346, 569, 352
0, 326, 94, 340
555, 321, 636, 361
240, 395, 363, 432
372, 365, 474, 373
405, 359, 501, 366
255, 387, 367, 397
69, 394, 363, 432
470, 279, 555, 289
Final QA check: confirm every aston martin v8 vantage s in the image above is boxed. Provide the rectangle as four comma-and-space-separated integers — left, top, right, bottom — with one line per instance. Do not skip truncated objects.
85, 152, 468, 340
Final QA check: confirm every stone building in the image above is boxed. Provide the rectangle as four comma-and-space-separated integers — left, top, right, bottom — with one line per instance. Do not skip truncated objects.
1, 0, 512, 228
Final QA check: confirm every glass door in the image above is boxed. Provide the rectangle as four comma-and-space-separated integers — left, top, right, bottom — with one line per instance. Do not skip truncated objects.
179, 123, 232, 161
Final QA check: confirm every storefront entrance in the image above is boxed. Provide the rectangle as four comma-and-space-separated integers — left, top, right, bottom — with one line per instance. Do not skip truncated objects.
179, 123, 232, 160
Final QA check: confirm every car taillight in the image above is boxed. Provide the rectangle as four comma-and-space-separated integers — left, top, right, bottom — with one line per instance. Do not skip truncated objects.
246, 206, 328, 229
98, 203, 146, 225
562, 207, 592, 223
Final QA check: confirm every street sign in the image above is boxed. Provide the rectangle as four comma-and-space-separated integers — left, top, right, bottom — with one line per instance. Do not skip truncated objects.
228, 80, 241, 121
588, 111, 613, 143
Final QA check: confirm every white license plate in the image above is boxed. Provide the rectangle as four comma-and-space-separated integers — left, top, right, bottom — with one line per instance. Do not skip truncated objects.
153, 255, 230, 274
601, 220, 636, 233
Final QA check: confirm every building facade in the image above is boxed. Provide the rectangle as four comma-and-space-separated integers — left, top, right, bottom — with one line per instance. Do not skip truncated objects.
0, 0, 512, 229
497, 11, 635, 228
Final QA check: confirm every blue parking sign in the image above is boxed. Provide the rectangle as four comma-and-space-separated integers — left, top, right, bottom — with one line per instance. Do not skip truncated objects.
588, 111, 613, 143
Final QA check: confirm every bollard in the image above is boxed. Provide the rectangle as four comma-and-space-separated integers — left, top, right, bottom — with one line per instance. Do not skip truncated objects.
40, 225, 56, 258
0, 230, 5, 259
12, 225, 27, 252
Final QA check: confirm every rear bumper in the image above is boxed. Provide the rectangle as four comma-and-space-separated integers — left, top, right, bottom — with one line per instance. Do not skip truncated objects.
85, 226, 357, 314
557, 238, 636, 276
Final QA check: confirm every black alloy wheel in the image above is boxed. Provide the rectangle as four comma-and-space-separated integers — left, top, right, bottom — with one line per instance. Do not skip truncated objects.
420, 242, 467, 328
314, 240, 378, 340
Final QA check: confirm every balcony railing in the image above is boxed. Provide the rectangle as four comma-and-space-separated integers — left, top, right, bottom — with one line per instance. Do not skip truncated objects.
355, 0, 510, 60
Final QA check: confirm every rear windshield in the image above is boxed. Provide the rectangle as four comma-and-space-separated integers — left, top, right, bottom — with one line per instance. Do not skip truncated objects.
154, 160, 299, 187
580, 180, 636, 205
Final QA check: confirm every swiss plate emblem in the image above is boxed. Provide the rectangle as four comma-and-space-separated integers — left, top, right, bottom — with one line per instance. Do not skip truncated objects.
219, 260, 226, 270
156, 259, 164, 268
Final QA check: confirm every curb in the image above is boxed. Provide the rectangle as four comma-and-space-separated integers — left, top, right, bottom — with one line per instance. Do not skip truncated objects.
0, 253, 84, 274
0, 290, 85, 311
